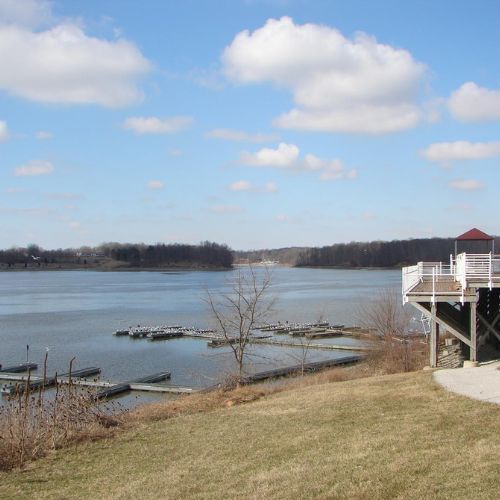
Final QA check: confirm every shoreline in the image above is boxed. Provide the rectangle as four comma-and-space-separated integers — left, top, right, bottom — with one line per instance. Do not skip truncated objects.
0, 265, 233, 273
1, 263, 400, 272
294, 265, 400, 270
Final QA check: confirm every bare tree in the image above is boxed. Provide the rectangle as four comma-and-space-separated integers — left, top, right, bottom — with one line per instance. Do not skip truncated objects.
206, 266, 274, 379
286, 334, 314, 376
359, 289, 424, 373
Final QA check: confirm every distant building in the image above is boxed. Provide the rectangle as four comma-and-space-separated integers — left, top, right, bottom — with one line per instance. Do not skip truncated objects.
76, 252, 105, 258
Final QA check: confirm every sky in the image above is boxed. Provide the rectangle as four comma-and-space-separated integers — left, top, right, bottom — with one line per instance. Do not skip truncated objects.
1, 0, 500, 250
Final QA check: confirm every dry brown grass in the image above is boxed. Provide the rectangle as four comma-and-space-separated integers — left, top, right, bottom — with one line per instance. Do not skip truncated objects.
128, 361, 408, 426
0, 334, 425, 474
1, 370, 499, 499
1, 361, 369, 471
365, 335, 427, 374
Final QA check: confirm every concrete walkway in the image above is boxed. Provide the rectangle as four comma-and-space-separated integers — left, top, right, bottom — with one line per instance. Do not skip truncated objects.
434, 360, 500, 405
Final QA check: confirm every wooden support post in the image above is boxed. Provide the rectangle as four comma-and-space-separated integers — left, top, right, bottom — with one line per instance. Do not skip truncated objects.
470, 300, 477, 362
430, 303, 438, 368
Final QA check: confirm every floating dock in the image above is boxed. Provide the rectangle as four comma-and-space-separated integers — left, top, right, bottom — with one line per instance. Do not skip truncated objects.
207, 337, 369, 351
94, 372, 171, 399
239, 355, 363, 384
1, 367, 101, 395
0, 363, 37, 373
0, 368, 196, 397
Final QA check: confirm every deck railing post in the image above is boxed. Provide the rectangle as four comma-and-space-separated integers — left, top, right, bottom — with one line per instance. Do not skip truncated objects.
432, 268, 435, 304
489, 252, 492, 289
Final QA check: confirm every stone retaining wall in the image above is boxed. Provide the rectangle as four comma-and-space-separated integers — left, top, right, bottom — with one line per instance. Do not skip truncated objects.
437, 340, 464, 369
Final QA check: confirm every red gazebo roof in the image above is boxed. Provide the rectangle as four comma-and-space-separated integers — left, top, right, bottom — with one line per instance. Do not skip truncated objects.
456, 228, 494, 241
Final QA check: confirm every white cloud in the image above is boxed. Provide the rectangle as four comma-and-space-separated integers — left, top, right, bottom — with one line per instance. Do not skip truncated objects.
449, 179, 484, 191
448, 82, 500, 122
421, 140, 500, 165
210, 204, 243, 214
0, 0, 52, 28
0, 3, 151, 107
222, 17, 425, 134
13, 159, 54, 176
68, 221, 81, 229
240, 142, 299, 167
240, 142, 356, 181
0, 119, 9, 141
147, 180, 164, 190
228, 180, 279, 193
207, 128, 279, 143
124, 116, 192, 135
35, 130, 52, 140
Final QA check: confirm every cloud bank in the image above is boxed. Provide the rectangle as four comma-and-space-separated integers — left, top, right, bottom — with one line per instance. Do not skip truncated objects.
223, 17, 425, 134
0, 1, 151, 107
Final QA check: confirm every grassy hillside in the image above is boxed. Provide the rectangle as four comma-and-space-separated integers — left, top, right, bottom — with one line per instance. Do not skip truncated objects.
1, 371, 499, 499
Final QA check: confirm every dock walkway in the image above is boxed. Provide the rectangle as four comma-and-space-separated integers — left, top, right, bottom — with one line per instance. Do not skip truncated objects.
241, 355, 363, 383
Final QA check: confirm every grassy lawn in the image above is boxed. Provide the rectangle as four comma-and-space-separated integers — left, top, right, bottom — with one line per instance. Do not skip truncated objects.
1, 371, 499, 499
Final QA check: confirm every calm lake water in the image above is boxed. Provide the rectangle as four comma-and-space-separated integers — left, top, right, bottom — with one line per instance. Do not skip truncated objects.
0, 267, 400, 404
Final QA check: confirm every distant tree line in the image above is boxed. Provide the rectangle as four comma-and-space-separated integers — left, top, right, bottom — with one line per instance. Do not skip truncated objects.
0, 244, 75, 267
295, 237, 499, 268
105, 241, 233, 268
0, 241, 233, 269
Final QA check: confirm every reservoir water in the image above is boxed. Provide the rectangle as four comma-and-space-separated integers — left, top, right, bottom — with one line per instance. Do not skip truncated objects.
0, 267, 400, 404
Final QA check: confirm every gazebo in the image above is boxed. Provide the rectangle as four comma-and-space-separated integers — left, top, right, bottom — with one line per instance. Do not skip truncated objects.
455, 228, 495, 256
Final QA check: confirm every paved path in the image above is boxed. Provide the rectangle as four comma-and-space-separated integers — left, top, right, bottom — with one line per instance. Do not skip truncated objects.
434, 360, 500, 405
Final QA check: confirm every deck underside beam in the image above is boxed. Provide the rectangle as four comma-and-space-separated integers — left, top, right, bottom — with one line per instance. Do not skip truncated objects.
411, 302, 472, 347
477, 311, 500, 343
406, 294, 476, 303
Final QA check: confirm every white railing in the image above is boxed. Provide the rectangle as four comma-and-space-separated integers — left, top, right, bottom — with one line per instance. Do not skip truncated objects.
402, 252, 500, 303
456, 253, 500, 289
402, 257, 456, 304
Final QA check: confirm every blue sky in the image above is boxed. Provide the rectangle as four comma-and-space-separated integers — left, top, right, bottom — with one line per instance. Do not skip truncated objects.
1, 0, 499, 250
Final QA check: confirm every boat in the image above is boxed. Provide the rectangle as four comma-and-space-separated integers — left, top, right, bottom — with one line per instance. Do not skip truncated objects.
148, 329, 184, 341
255, 260, 279, 266
114, 329, 130, 336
